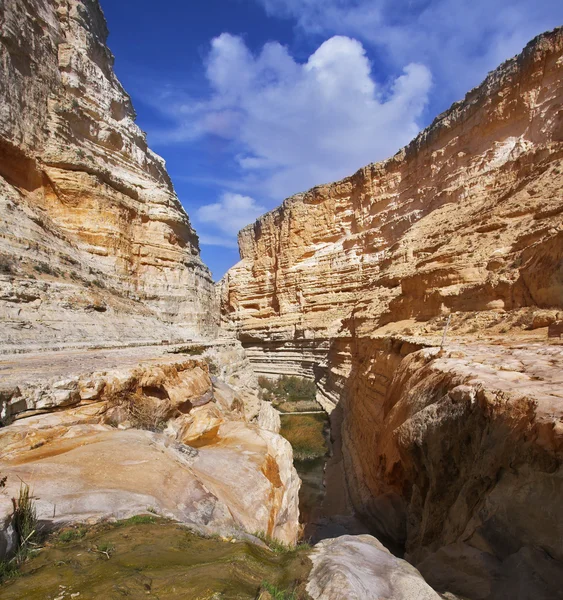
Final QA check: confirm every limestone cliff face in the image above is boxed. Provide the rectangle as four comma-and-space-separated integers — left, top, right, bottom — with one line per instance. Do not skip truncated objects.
221, 28, 563, 349
0, 0, 215, 350
222, 27, 563, 599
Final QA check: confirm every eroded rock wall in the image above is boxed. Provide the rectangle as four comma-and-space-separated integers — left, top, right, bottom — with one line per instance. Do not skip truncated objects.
221, 28, 563, 344
324, 338, 563, 599
0, 0, 216, 350
0, 352, 300, 549
221, 26, 563, 600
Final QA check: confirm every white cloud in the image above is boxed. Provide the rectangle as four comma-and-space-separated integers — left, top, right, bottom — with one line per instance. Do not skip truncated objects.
164, 34, 431, 200
196, 192, 267, 245
252, 0, 563, 104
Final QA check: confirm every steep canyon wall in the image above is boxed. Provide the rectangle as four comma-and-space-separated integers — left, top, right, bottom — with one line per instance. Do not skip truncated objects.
222, 28, 563, 599
0, 0, 216, 350
221, 28, 563, 348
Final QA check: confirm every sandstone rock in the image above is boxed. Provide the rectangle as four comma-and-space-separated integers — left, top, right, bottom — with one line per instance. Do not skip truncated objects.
306, 534, 441, 600
0, 0, 216, 352
219, 26, 563, 599
257, 401, 281, 433
0, 347, 301, 558
221, 27, 563, 358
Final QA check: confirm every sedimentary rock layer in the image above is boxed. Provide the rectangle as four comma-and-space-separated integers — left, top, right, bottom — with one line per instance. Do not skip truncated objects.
317, 336, 563, 599
221, 28, 563, 342
0, 350, 300, 554
0, 0, 215, 350
221, 27, 563, 600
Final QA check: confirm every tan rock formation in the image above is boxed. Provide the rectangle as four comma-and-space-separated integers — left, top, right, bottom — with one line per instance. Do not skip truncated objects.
221, 27, 563, 599
0, 0, 215, 351
320, 337, 563, 598
306, 534, 441, 600
221, 27, 563, 356
0, 351, 300, 552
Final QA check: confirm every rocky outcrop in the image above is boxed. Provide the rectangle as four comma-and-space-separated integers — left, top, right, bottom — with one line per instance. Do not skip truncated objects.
221, 28, 563, 347
0, 0, 215, 351
306, 534, 441, 600
318, 337, 563, 598
221, 27, 563, 600
0, 351, 300, 554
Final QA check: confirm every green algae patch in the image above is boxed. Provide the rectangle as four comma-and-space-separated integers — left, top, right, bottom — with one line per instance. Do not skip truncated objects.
0, 520, 312, 599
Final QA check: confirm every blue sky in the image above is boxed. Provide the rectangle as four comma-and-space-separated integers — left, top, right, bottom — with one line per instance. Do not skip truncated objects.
100, 0, 563, 280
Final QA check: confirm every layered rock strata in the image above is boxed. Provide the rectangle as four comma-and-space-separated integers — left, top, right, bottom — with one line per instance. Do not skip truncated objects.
317, 337, 563, 599
221, 27, 563, 600
0, 0, 215, 351
221, 27, 563, 346
0, 350, 300, 555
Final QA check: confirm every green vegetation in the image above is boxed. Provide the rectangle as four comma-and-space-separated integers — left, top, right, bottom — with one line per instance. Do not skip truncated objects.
254, 531, 311, 555
280, 414, 328, 461
0, 255, 13, 275
0, 482, 39, 583
205, 356, 219, 375
169, 344, 206, 355
258, 376, 316, 404
259, 580, 299, 599
58, 527, 86, 543
120, 514, 156, 526
0, 520, 312, 599
33, 262, 61, 276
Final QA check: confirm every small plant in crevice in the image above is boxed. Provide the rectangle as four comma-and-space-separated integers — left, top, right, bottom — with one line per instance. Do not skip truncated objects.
0, 255, 13, 275
259, 580, 299, 600
92, 541, 115, 559
169, 344, 206, 356
253, 531, 309, 555
127, 398, 167, 432
205, 356, 219, 375
0, 481, 40, 583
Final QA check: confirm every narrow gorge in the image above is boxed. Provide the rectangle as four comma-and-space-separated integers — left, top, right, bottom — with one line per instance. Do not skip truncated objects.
220, 26, 563, 600
1, 1, 562, 599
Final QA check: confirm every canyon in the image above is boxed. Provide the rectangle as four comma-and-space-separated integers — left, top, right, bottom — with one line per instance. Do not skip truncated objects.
1, 0, 562, 599
220, 25, 563, 600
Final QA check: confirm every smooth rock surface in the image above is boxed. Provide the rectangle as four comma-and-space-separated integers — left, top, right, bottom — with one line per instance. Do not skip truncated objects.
307, 534, 441, 600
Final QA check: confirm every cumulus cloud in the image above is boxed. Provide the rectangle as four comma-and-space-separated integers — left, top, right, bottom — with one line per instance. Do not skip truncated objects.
163, 34, 431, 201
196, 192, 267, 245
251, 0, 563, 103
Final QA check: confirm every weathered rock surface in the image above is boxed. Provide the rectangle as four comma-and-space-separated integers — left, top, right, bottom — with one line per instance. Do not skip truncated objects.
221, 26, 563, 600
221, 27, 563, 353
306, 534, 441, 600
322, 337, 563, 598
0, 0, 215, 351
0, 351, 300, 557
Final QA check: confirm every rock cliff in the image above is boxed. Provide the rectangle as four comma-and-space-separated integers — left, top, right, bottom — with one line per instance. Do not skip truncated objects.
0, 0, 215, 351
221, 27, 563, 353
221, 27, 563, 599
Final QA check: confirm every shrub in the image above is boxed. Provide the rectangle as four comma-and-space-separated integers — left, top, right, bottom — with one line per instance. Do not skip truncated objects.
205, 356, 219, 375
280, 414, 328, 461
13, 482, 37, 550
124, 396, 166, 432
170, 344, 206, 356
33, 262, 60, 276
0, 255, 13, 275
258, 375, 316, 403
